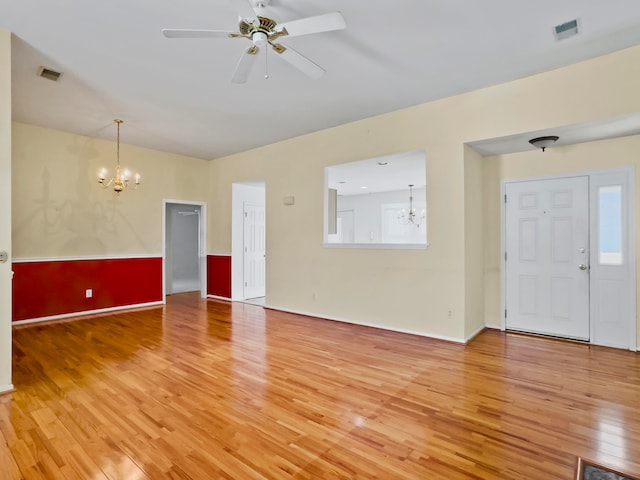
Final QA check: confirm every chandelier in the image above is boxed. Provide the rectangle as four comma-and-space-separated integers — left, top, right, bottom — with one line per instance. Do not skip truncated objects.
98, 119, 140, 194
398, 184, 425, 227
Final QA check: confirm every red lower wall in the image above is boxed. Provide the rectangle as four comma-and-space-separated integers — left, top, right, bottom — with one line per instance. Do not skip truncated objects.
12, 257, 163, 322
207, 255, 231, 298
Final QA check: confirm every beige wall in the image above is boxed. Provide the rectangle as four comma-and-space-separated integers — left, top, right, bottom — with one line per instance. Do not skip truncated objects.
483, 135, 640, 346
10, 43, 640, 344
0, 30, 12, 391
464, 145, 486, 339
209, 115, 467, 341
208, 45, 640, 342
12, 122, 209, 258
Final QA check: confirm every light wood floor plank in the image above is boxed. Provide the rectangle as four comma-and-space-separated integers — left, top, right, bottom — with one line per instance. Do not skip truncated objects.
1, 292, 639, 479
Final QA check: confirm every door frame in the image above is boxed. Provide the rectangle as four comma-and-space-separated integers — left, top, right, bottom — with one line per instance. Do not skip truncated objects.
500, 167, 636, 350
162, 199, 207, 300
231, 181, 266, 301
242, 202, 266, 299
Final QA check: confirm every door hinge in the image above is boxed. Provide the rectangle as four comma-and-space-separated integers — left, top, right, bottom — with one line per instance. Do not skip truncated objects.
244, 212, 248, 218
504, 194, 507, 203
504, 309, 507, 318
504, 251, 507, 262
244, 282, 247, 286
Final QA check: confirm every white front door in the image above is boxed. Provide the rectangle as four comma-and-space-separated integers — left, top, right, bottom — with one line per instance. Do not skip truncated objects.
243, 203, 266, 299
505, 176, 590, 340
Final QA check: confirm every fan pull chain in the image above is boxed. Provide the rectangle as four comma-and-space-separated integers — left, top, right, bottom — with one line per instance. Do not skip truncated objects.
264, 48, 269, 79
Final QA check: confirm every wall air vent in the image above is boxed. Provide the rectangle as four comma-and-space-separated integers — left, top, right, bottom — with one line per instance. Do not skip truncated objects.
37, 66, 62, 82
553, 19, 580, 41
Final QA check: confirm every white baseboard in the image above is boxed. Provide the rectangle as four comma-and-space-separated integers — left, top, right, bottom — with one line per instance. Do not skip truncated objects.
0, 384, 15, 394
484, 324, 502, 330
465, 324, 487, 343
262, 304, 470, 344
12, 301, 164, 326
207, 295, 232, 302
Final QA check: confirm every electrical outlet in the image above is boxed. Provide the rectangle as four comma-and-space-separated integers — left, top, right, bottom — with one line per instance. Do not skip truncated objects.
86, 289, 93, 298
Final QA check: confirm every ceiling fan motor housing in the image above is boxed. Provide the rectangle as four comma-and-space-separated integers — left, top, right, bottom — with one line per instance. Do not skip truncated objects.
240, 16, 285, 46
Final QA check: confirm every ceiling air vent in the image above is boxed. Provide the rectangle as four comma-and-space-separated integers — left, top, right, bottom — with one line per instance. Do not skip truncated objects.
37, 66, 62, 82
553, 19, 579, 41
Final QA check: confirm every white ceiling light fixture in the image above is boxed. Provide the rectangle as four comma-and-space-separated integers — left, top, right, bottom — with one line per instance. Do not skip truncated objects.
98, 119, 141, 194
398, 184, 425, 227
529, 135, 559, 152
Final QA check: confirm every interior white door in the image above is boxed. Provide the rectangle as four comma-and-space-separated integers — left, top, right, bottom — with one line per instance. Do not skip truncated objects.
505, 176, 590, 340
243, 203, 265, 299
337, 210, 355, 243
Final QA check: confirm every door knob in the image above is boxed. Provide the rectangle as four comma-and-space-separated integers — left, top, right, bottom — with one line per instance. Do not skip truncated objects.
578, 264, 588, 270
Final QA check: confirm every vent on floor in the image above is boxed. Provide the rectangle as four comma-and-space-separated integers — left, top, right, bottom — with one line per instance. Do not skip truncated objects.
553, 19, 579, 41
37, 66, 62, 82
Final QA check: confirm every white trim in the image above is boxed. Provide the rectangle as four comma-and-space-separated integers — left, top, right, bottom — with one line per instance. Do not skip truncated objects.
208, 253, 232, 257
629, 171, 637, 351
465, 324, 486, 343
163, 199, 207, 300
0, 384, 14, 394
12, 254, 162, 263
207, 294, 232, 302
260, 303, 468, 344
231, 182, 266, 301
502, 166, 635, 184
588, 169, 636, 351
12, 301, 164, 326
322, 242, 429, 250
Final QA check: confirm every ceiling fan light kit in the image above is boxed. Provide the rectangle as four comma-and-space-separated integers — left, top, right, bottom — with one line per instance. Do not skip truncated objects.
162, 0, 345, 83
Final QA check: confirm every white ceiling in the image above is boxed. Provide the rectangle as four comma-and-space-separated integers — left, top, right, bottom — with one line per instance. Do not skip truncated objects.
4, 0, 640, 160
327, 150, 425, 196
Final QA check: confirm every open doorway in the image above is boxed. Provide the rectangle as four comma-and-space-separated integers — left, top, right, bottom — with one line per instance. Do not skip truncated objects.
164, 200, 207, 299
232, 181, 266, 303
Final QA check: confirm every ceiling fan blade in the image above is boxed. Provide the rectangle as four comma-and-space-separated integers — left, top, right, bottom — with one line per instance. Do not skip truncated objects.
272, 44, 325, 79
162, 29, 233, 39
277, 12, 345, 38
228, 0, 258, 24
232, 46, 259, 84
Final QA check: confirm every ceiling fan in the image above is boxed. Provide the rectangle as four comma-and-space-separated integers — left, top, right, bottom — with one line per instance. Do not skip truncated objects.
162, 0, 346, 83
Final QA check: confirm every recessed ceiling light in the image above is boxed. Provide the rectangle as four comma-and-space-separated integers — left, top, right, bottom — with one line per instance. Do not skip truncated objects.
37, 66, 62, 82
338, 181, 346, 184
360, 186, 368, 189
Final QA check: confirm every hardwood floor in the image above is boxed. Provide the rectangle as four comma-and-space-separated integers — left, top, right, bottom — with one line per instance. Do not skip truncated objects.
2, 293, 639, 479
